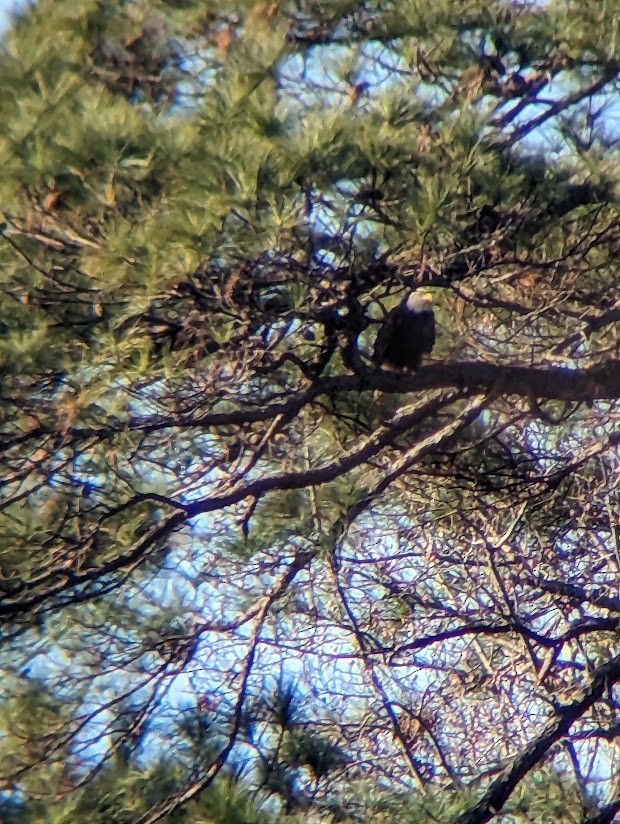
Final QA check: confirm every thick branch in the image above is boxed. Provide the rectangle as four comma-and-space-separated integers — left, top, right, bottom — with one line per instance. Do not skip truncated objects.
0, 392, 465, 621
583, 798, 620, 824
499, 69, 620, 145
4, 362, 620, 453
365, 360, 620, 403
538, 579, 620, 614
184, 390, 467, 519
455, 652, 620, 824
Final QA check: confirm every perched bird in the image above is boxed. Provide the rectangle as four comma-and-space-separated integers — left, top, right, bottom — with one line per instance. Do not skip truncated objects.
373, 291, 435, 370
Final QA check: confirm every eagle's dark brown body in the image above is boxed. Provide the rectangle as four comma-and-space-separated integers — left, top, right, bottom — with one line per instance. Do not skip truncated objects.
373, 292, 435, 370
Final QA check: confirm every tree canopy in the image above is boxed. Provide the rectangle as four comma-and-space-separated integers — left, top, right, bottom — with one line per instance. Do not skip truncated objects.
2, 1, 620, 822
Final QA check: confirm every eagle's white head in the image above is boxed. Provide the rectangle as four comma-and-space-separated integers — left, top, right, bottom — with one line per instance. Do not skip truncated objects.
404, 291, 433, 313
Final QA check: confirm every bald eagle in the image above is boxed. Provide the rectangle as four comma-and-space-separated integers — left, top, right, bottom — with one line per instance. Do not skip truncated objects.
373, 291, 435, 370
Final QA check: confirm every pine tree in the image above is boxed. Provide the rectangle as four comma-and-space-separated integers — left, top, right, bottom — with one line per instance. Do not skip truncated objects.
2, 1, 620, 822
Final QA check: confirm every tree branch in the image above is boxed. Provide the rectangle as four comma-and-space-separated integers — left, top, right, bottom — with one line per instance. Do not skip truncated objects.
455, 652, 620, 824
4, 361, 620, 454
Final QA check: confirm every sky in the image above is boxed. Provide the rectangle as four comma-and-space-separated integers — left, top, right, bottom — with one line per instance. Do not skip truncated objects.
0, 0, 18, 31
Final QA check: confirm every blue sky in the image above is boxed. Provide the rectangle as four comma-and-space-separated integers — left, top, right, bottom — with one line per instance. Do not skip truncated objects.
0, 0, 18, 31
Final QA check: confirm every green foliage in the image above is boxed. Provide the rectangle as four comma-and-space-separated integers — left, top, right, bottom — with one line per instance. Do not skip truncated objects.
2, 1, 620, 823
